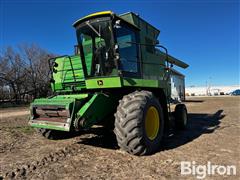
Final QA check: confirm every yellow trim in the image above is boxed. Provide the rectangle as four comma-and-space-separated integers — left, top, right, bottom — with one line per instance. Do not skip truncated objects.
73, 11, 139, 30
73, 11, 113, 26
145, 106, 160, 140
83, 11, 112, 19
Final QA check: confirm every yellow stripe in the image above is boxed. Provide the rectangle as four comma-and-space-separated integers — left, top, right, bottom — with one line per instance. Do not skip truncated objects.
73, 11, 113, 26
83, 11, 112, 19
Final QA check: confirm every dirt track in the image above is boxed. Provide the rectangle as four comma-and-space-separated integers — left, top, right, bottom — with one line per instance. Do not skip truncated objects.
0, 96, 239, 179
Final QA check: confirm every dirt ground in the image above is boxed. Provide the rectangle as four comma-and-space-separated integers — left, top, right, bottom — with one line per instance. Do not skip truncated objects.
0, 96, 239, 179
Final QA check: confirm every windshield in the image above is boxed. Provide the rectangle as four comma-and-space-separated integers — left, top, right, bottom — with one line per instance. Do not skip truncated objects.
76, 17, 115, 77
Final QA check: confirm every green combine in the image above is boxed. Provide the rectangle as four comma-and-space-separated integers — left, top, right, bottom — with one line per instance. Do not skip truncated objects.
29, 11, 189, 155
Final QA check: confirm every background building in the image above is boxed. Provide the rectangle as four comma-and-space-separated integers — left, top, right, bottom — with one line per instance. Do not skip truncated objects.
186, 85, 240, 96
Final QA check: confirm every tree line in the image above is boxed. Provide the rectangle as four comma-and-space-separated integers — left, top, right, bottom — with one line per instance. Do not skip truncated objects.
0, 44, 55, 103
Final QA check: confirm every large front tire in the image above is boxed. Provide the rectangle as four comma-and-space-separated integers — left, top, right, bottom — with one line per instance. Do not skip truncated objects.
114, 91, 164, 155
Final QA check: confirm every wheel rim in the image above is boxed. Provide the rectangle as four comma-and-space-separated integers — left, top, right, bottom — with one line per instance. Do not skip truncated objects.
145, 106, 160, 140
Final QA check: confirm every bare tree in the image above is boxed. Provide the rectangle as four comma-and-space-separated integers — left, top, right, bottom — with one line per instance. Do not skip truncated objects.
0, 44, 55, 103
20, 44, 54, 98
0, 47, 26, 102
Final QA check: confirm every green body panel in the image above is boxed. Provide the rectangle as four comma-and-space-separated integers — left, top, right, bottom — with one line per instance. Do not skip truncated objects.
85, 77, 168, 89
85, 77, 122, 89
32, 94, 88, 106
77, 93, 118, 128
120, 12, 160, 39
52, 75, 169, 91
123, 78, 167, 88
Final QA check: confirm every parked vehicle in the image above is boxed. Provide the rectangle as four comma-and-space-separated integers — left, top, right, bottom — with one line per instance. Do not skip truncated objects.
230, 89, 240, 96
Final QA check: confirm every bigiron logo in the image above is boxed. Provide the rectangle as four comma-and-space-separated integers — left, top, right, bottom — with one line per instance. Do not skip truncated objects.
180, 161, 236, 179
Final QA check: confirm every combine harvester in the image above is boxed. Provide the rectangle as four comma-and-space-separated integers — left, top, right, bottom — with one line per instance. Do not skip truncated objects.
29, 11, 189, 155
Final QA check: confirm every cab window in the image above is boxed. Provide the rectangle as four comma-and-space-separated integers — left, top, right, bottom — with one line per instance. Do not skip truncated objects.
115, 25, 139, 74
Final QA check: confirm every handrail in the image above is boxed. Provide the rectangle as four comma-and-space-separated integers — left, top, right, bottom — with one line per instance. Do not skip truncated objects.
67, 56, 77, 83
49, 55, 79, 82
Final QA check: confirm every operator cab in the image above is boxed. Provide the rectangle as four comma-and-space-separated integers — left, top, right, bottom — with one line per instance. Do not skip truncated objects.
73, 11, 141, 78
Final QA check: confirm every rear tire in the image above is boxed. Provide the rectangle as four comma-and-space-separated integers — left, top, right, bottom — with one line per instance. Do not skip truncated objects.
174, 104, 188, 130
114, 90, 164, 155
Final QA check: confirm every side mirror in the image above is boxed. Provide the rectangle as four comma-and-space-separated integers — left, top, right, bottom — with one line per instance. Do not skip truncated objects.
114, 20, 121, 29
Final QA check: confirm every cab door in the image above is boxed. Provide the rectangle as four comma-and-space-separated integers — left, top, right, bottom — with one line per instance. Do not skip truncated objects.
115, 22, 141, 77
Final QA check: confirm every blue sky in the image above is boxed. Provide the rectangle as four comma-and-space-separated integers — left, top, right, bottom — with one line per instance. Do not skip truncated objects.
0, 0, 239, 86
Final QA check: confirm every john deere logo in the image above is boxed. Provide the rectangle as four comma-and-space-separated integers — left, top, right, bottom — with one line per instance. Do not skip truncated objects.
97, 80, 103, 86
